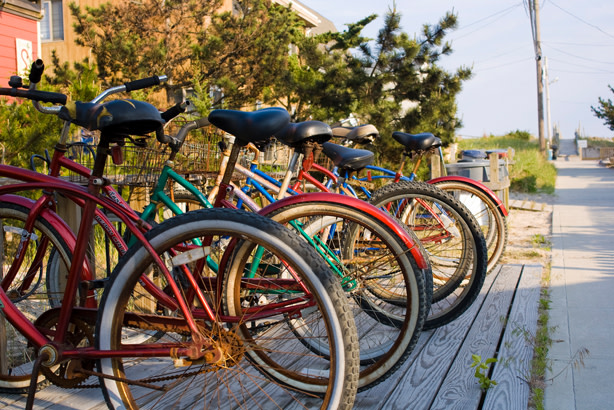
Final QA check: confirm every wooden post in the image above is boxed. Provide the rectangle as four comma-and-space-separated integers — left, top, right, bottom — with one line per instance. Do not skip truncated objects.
430, 154, 442, 179
0, 218, 6, 374
56, 193, 82, 280
489, 154, 500, 185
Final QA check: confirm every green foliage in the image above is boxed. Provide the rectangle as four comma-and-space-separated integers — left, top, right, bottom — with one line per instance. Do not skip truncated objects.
579, 136, 614, 148
0, 93, 62, 167
457, 133, 556, 194
470, 354, 498, 390
0, 55, 103, 168
70, 0, 302, 108
507, 129, 532, 141
531, 233, 551, 249
268, 6, 470, 159
591, 85, 614, 132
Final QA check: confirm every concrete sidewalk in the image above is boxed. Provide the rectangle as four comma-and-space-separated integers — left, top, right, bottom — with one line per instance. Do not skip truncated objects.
545, 139, 614, 409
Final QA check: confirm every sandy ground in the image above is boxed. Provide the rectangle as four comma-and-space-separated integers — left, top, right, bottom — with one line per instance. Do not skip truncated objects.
499, 192, 554, 268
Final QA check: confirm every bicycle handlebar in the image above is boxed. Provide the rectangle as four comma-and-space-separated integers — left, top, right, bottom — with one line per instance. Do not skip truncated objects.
0, 87, 67, 105
161, 100, 190, 123
124, 76, 166, 92
28, 59, 45, 85
4, 60, 168, 112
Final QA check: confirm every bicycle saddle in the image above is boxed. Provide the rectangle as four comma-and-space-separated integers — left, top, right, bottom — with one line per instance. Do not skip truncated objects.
208, 107, 290, 146
331, 124, 379, 144
59, 99, 164, 136
392, 132, 441, 152
275, 120, 332, 147
321, 142, 374, 171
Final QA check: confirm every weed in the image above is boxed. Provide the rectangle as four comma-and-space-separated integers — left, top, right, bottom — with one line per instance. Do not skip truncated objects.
470, 354, 498, 390
531, 234, 551, 249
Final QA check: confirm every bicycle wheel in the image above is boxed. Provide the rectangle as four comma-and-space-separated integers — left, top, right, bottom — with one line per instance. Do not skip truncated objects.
0, 200, 74, 392
369, 181, 488, 329
430, 180, 508, 272
96, 208, 359, 410
258, 201, 428, 391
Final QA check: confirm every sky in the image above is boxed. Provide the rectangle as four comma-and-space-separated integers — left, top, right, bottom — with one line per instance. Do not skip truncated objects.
299, 0, 614, 140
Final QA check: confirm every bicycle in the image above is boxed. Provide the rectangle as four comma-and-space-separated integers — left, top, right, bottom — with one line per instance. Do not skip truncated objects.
242, 123, 486, 330
331, 124, 508, 273
0, 60, 360, 409
18, 67, 431, 392
167, 120, 486, 330
73, 112, 432, 391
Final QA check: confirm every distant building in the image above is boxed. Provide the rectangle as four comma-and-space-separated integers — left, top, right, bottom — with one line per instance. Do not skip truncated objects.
0, 0, 41, 87
39, 0, 336, 69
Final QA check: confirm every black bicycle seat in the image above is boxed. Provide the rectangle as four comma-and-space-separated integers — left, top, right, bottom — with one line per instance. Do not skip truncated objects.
392, 132, 441, 152
331, 124, 379, 144
208, 107, 290, 146
275, 121, 332, 147
321, 142, 374, 171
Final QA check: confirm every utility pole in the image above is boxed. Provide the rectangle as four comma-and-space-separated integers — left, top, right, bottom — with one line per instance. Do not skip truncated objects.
544, 56, 552, 146
529, 0, 546, 153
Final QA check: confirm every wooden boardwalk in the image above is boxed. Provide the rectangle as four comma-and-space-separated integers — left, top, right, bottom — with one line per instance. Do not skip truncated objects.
0, 264, 542, 409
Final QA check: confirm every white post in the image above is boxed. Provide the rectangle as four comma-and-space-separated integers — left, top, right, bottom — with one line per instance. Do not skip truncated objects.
544, 57, 552, 146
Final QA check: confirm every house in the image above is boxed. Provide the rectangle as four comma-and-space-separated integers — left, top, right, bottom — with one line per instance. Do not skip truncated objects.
0, 0, 41, 87
39, 0, 336, 68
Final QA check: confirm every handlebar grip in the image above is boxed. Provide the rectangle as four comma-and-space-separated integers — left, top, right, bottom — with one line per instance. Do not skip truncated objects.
29, 60, 45, 84
124, 75, 166, 92
0, 88, 67, 105
161, 101, 189, 123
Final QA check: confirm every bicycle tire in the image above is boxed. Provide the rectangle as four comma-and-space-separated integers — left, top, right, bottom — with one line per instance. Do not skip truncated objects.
96, 208, 359, 410
0, 201, 74, 392
369, 181, 488, 329
430, 180, 508, 272
258, 201, 428, 391
158, 192, 431, 388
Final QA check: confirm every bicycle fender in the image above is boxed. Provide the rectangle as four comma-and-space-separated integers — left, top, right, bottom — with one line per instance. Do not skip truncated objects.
0, 194, 95, 281
258, 192, 429, 270
428, 176, 508, 217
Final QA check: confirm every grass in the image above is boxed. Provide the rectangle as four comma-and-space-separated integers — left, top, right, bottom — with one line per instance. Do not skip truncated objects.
455, 132, 557, 409
581, 136, 614, 148
528, 263, 552, 410
455, 134, 557, 194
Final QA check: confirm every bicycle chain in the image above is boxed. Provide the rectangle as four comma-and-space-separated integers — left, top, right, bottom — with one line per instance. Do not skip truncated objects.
67, 323, 248, 390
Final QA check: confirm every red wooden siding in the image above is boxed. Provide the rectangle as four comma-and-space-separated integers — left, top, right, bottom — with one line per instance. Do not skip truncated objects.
0, 12, 39, 88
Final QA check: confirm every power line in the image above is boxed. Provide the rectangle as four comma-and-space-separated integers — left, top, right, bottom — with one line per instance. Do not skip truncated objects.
547, 46, 614, 65
457, 3, 523, 31
476, 57, 534, 71
548, 1, 614, 40
451, 3, 523, 41
542, 40, 614, 48
548, 57, 614, 74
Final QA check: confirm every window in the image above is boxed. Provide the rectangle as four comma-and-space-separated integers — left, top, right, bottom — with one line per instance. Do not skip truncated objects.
40, 0, 64, 42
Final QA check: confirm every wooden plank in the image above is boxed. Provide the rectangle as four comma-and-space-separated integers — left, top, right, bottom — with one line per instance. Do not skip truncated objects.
351, 329, 436, 408
0, 264, 538, 409
357, 266, 505, 410
428, 265, 522, 410
482, 264, 542, 409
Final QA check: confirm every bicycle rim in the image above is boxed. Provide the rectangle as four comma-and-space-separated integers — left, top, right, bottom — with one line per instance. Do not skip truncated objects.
97, 208, 358, 409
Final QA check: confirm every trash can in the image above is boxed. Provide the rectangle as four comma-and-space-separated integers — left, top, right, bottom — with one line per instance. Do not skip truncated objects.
445, 157, 509, 183
445, 160, 490, 182
485, 148, 509, 159
461, 149, 487, 161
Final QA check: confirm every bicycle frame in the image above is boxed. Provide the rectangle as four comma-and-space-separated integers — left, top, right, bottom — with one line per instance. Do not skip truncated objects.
194, 140, 429, 268
327, 145, 508, 217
